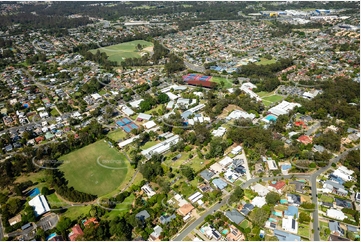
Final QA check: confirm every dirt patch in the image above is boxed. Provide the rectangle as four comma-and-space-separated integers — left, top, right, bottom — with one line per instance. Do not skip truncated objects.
143, 46, 153, 52
217, 104, 244, 119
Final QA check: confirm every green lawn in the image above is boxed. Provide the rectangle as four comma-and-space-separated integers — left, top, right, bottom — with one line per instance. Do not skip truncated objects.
256, 91, 272, 98
145, 104, 163, 115
59, 140, 131, 196
187, 156, 206, 172
320, 194, 334, 203
46, 193, 68, 208
211, 76, 233, 88
262, 95, 284, 103
240, 220, 249, 229
90, 40, 153, 64
107, 129, 127, 142
319, 221, 330, 241
104, 194, 135, 220
255, 58, 277, 65
141, 140, 159, 150
298, 224, 310, 238
62, 205, 91, 221
178, 182, 197, 198
50, 108, 59, 117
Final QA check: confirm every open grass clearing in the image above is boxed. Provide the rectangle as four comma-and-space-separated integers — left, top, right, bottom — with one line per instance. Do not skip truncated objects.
141, 140, 159, 150
298, 223, 310, 238
104, 194, 135, 220
320, 194, 334, 203
59, 140, 131, 196
89, 40, 153, 64
144, 104, 164, 115
255, 58, 277, 65
262, 95, 284, 103
211, 76, 233, 88
107, 129, 128, 142
62, 205, 91, 221
256, 91, 272, 97
240, 220, 250, 229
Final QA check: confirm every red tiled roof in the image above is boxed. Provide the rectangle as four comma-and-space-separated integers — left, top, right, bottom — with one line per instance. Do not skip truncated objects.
298, 135, 313, 145
83, 217, 98, 227
269, 180, 286, 190
69, 224, 83, 241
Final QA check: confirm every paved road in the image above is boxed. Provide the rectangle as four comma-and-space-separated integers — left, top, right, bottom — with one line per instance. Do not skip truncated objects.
173, 195, 230, 241
0, 215, 4, 240
173, 145, 359, 241
309, 145, 359, 241
306, 121, 321, 136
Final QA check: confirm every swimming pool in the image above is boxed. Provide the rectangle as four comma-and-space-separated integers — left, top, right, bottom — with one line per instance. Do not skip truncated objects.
280, 199, 288, 204
222, 229, 229, 235
282, 164, 291, 170
265, 114, 277, 122
269, 218, 277, 222
273, 211, 283, 217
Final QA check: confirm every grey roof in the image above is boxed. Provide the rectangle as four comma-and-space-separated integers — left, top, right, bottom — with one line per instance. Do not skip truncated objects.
225, 209, 245, 224
325, 180, 345, 190
347, 225, 359, 232
240, 203, 254, 216
151, 225, 163, 239
200, 169, 215, 181
212, 178, 228, 190
181, 110, 193, 119
329, 221, 344, 236
160, 214, 176, 224
274, 229, 301, 241
290, 181, 305, 192
136, 210, 150, 221
313, 144, 325, 153
335, 198, 352, 208
287, 193, 301, 205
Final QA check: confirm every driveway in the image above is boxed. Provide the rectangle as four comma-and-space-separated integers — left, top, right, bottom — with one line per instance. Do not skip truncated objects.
37, 213, 59, 231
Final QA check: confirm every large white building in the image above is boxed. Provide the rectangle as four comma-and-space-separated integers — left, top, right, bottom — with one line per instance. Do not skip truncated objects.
141, 134, 180, 159
226, 110, 256, 121
333, 166, 354, 182
268, 101, 301, 116
28, 195, 50, 217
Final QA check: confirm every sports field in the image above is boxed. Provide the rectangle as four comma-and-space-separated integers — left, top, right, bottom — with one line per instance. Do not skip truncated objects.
90, 40, 153, 64
211, 76, 233, 88
261, 95, 284, 106
59, 140, 130, 196
107, 129, 127, 142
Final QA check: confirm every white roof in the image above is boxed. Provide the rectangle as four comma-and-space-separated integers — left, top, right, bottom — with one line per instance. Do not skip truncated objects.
188, 192, 203, 203
218, 156, 233, 167
227, 110, 256, 120
212, 127, 227, 137
28, 195, 50, 216
165, 92, 179, 101
268, 101, 301, 116
141, 135, 180, 159
118, 135, 139, 148
91, 93, 102, 100
137, 113, 152, 120
141, 184, 156, 197
231, 145, 242, 155
119, 105, 134, 116
166, 101, 174, 109
252, 184, 270, 197
129, 99, 144, 108
251, 196, 266, 208
327, 209, 346, 220
282, 217, 298, 234
143, 120, 156, 129
267, 159, 278, 170
210, 163, 223, 173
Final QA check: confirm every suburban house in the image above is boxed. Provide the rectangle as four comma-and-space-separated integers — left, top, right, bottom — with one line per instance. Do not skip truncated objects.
287, 193, 302, 206
68, 224, 84, 241
224, 209, 245, 224
251, 184, 270, 197
273, 229, 301, 241
269, 180, 286, 194
159, 214, 176, 225
240, 203, 254, 216
212, 178, 228, 190
226, 225, 245, 241
329, 221, 345, 237
141, 184, 156, 197
199, 169, 215, 182
326, 209, 347, 220
135, 210, 150, 223
282, 216, 298, 234
149, 225, 163, 241
8, 214, 22, 226
177, 203, 194, 217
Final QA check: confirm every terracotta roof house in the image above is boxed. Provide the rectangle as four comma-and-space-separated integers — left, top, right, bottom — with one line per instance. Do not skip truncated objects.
297, 135, 313, 145
68, 224, 84, 241
177, 203, 194, 216
83, 217, 98, 227
269, 180, 286, 194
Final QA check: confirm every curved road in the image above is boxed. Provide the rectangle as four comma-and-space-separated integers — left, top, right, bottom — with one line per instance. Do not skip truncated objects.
173, 146, 359, 241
